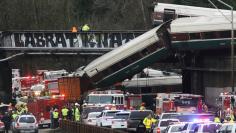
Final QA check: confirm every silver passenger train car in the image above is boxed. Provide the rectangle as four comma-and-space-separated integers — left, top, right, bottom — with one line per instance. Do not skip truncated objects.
76, 22, 172, 87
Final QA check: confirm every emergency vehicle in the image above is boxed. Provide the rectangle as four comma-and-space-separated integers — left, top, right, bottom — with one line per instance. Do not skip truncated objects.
156, 93, 203, 115
12, 76, 40, 91
83, 90, 125, 110
217, 92, 236, 117
27, 95, 66, 128
39, 70, 68, 95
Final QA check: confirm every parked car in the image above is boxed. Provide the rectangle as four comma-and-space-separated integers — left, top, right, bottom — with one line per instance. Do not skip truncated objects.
181, 122, 201, 133
83, 112, 101, 126
217, 123, 236, 133
111, 111, 130, 129
192, 122, 221, 133
153, 119, 180, 133
176, 113, 215, 122
12, 114, 38, 133
127, 110, 154, 132
96, 110, 122, 127
163, 123, 185, 133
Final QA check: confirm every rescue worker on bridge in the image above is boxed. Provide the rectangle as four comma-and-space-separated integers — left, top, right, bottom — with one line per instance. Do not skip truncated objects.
61, 106, 69, 120
143, 114, 157, 133
82, 24, 90, 31
74, 103, 80, 122
53, 108, 59, 128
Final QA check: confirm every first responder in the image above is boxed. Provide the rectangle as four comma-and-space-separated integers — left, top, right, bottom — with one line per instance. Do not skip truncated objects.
53, 108, 59, 128
140, 102, 146, 111
214, 114, 221, 123
74, 103, 80, 122
11, 111, 18, 120
143, 114, 157, 133
61, 106, 69, 120
82, 24, 90, 31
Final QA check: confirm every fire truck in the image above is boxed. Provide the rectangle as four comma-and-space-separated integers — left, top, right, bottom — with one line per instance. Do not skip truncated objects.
217, 92, 236, 117
155, 93, 203, 115
38, 70, 68, 95
82, 90, 141, 113
27, 95, 66, 128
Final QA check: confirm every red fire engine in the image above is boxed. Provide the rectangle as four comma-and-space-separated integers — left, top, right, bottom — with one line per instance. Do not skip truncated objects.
156, 93, 203, 115
217, 92, 236, 117
27, 95, 66, 128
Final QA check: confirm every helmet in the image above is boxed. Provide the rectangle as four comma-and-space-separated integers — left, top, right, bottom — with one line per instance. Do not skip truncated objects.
75, 103, 79, 106
141, 102, 145, 106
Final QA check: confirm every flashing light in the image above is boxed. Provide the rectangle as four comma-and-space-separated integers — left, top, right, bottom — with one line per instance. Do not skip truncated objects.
193, 118, 210, 123
52, 95, 56, 99
105, 106, 110, 110
34, 91, 41, 96
61, 94, 65, 97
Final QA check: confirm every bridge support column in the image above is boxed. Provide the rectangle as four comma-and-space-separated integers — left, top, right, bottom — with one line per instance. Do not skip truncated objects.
0, 52, 12, 103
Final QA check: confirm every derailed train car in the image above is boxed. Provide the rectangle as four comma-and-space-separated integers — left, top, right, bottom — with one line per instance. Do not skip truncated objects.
76, 22, 172, 88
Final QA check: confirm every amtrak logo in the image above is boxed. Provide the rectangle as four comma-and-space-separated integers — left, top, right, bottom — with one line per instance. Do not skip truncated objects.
3, 32, 143, 48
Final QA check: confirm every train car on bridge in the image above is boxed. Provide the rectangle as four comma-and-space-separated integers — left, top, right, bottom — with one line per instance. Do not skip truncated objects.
76, 22, 171, 88
152, 2, 236, 26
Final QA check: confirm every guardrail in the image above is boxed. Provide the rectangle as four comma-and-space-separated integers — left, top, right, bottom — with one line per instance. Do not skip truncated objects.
60, 120, 128, 133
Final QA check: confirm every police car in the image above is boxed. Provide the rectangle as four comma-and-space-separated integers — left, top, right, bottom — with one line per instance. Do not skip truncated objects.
111, 111, 130, 129
96, 110, 122, 127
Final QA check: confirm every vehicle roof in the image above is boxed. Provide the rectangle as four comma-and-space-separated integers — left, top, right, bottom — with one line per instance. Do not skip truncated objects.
168, 123, 185, 127
161, 112, 181, 115
221, 123, 236, 126
197, 122, 221, 125
130, 110, 153, 112
160, 119, 180, 121
88, 112, 101, 114
102, 110, 122, 112
116, 111, 130, 114
19, 114, 36, 117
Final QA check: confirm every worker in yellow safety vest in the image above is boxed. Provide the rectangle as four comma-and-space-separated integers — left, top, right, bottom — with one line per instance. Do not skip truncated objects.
214, 114, 221, 123
74, 103, 80, 122
11, 111, 18, 120
61, 106, 69, 120
82, 24, 90, 31
53, 108, 59, 128
143, 114, 157, 133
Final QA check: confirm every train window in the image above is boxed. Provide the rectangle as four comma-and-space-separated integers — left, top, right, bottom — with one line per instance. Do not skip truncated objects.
92, 72, 104, 82
141, 48, 149, 56
178, 15, 189, 18
171, 33, 189, 41
121, 97, 124, 104
202, 32, 216, 39
163, 9, 176, 22
189, 33, 201, 40
130, 53, 141, 61
146, 43, 159, 53
219, 31, 231, 38
120, 58, 130, 66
